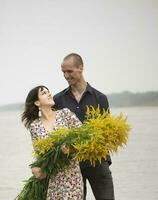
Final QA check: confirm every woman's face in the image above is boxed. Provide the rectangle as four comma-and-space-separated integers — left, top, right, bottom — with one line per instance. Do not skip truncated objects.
37, 87, 55, 107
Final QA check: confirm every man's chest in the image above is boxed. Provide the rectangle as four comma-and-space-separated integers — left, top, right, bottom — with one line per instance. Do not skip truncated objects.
58, 95, 101, 121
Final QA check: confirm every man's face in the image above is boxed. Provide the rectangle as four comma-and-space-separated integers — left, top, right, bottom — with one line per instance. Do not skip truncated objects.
61, 57, 83, 86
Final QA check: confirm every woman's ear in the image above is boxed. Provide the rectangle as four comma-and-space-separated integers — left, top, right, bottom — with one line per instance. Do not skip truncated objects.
34, 100, 40, 107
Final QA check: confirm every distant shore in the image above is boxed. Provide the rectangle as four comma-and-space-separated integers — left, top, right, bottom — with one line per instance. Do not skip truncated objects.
0, 91, 158, 111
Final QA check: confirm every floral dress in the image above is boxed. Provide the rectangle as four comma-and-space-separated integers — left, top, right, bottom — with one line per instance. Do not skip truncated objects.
29, 108, 83, 200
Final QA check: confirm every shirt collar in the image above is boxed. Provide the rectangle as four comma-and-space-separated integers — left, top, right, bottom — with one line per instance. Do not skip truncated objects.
64, 82, 93, 95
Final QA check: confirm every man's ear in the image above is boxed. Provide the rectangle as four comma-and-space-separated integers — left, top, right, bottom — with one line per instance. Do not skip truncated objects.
79, 64, 83, 71
34, 100, 40, 107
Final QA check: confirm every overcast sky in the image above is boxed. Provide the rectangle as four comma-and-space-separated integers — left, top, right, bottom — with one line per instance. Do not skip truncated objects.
0, 0, 158, 105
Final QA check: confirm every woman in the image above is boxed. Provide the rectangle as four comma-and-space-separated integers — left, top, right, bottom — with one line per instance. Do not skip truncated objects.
22, 85, 83, 200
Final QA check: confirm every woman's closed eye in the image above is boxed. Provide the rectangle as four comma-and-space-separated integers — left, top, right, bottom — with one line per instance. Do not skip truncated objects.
42, 90, 50, 95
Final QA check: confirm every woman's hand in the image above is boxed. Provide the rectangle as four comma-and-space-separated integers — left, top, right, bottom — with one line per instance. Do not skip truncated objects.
31, 167, 46, 179
61, 144, 70, 155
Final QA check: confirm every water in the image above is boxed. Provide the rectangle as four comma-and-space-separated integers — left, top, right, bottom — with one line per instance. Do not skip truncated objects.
0, 107, 158, 200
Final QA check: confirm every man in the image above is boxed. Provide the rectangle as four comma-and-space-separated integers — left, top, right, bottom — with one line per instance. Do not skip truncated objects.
54, 53, 115, 200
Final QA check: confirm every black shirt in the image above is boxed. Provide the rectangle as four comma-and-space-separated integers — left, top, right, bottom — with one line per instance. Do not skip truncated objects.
54, 83, 111, 166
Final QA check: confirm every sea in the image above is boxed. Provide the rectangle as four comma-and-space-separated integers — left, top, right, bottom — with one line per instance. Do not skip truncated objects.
0, 107, 158, 200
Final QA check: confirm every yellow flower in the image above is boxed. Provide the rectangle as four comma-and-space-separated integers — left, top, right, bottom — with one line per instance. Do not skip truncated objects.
33, 106, 131, 166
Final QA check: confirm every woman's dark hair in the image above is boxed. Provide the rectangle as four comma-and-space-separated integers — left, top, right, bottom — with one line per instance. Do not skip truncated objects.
21, 85, 49, 129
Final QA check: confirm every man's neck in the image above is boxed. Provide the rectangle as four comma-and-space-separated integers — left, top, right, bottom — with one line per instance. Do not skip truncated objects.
70, 80, 87, 103
71, 80, 87, 95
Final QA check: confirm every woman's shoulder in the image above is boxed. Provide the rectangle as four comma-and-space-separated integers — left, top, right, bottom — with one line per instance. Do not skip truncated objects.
57, 108, 78, 121
58, 107, 80, 121
57, 108, 72, 115
29, 118, 40, 129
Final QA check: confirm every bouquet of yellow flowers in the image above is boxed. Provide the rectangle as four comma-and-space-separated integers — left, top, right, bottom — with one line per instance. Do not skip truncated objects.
15, 107, 130, 200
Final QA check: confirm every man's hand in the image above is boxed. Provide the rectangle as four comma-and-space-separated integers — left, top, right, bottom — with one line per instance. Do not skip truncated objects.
61, 144, 70, 155
31, 167, 46, 179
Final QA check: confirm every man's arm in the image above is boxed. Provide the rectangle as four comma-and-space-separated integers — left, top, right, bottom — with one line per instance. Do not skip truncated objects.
97, 93, 110, 113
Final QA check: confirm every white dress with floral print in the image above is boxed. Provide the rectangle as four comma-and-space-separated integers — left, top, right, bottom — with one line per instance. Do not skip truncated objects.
29, 108, 83, 200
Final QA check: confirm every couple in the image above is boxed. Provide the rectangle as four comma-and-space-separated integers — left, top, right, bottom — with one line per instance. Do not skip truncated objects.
22, 53, 115, 200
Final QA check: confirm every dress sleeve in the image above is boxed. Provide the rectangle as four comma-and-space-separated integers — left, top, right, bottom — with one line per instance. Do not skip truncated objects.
29, 122, 38, 141
64, 108, 82, 128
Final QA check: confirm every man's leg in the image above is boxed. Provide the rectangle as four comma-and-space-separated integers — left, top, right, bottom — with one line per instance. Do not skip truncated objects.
84, 162, 115, 200
80, 167, 87, 200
